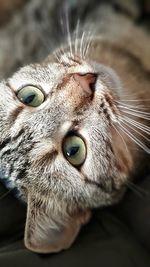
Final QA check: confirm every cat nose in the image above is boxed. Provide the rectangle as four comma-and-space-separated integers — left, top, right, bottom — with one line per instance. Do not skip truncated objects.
73, 73, 97, 97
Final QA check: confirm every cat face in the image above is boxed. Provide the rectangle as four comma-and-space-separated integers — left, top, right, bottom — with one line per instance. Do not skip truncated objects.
0, 54, 134, 253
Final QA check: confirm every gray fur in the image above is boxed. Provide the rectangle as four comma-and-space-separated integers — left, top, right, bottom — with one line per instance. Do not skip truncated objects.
0, 0, 149, 254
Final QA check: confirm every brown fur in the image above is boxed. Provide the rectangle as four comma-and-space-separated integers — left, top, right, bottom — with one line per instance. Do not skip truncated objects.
0, 11, 149, 254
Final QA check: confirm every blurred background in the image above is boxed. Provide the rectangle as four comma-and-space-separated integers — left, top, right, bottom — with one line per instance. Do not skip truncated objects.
0, 0, 149, 79
0, 0, 150, 27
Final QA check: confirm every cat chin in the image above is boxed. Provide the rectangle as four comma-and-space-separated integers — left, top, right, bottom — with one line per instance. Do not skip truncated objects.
24, 192, 91, 253
23, 181, 128, 254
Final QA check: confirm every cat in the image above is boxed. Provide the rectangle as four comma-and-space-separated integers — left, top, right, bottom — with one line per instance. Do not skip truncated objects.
0, 2, 150, 254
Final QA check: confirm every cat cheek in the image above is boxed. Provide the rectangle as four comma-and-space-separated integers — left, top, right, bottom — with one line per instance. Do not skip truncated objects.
24, 194, 91, 254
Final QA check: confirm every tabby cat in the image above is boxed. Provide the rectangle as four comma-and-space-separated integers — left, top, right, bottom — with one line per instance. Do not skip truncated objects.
0, 4, 150, 253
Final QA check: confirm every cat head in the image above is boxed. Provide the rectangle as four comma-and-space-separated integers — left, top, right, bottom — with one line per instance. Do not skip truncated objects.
0, 50, 135, 253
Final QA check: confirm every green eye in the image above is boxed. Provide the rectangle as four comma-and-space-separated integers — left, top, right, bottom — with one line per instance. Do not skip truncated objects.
63, 135, 86, 167
17, 85, 45, 107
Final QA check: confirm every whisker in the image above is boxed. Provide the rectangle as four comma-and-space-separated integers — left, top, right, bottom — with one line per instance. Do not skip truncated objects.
64, 5, 73, 58
80, 31, 86, 60
84, 29, 95, 59
118, 122, 150, 154
119, 109, 150, 121
126, 181, 150, 198
119, 117, 149, 142
116, 101, 147, 110
53, 50, 62, 63
118, 105, 150, 116
53, 47, 67, 64
112, 124, 129, 153
121, 116, 150, 134
118, 99, 150, 102
74, 19, 80, 56
82, 30, 89, 59
0, 188, 13, 201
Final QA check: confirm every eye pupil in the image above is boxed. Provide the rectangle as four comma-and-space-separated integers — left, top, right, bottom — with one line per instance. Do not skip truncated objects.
66, 146, 80, 157
24, 94, 35, 104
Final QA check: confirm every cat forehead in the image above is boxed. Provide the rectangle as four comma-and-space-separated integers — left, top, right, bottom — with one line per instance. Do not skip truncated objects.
8, 63, 66, 93
8, 61, 94, 94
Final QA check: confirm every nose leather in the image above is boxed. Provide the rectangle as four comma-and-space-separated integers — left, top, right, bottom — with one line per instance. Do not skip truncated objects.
73, 73, 97, 97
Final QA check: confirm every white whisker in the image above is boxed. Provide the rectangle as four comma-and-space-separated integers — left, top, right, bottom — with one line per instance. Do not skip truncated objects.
82, 31, 88, 59
84, 29, 95, 59
112, 124, 129, 153
118, 122, 150, 154
83, 30, 93, 59
119, 117, 149, 142
74, 19, 80, 56
118, 105, 150, 116
116, 101, 147, 110
118, 99, 150, 102
119, 108, 150, 121
65, 7, 73, 58
121, 116, 150, 134
80, 31, 86, 60
53, 51, 61, 63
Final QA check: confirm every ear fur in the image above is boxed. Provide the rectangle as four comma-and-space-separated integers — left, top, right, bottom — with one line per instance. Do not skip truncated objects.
24, 193, 91, 253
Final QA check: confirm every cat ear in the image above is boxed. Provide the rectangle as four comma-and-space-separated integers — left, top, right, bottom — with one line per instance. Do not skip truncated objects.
24, 193, 91, 253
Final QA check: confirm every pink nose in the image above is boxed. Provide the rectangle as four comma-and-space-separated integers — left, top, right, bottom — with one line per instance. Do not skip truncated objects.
73, 73, 97, 97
